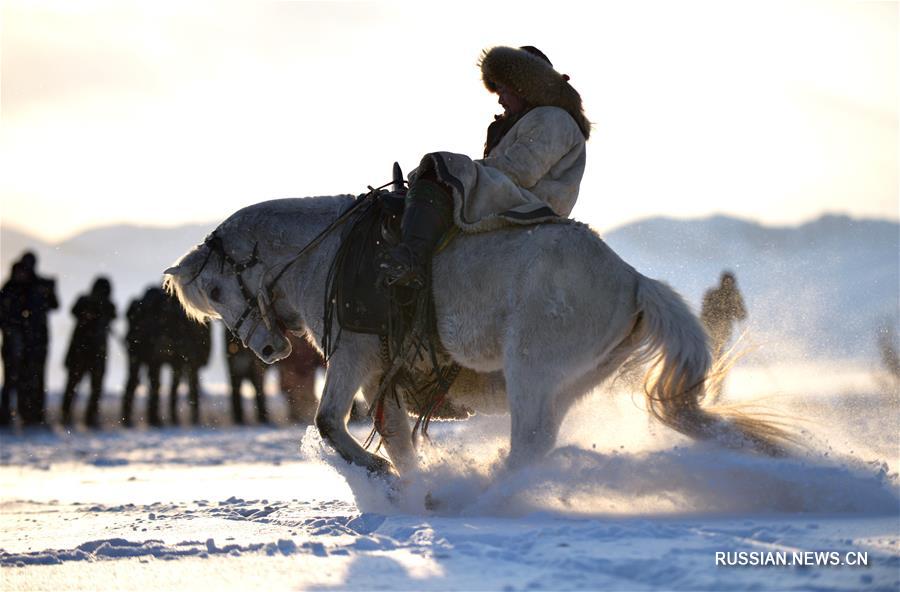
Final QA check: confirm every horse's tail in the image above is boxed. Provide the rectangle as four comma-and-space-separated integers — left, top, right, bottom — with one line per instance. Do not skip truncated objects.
627, 275, 790, 456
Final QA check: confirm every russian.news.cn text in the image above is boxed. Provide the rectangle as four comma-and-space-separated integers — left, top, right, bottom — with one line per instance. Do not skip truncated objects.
715, 551, 869, 567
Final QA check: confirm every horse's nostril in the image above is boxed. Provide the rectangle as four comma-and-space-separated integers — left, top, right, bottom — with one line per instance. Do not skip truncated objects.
262, 345, 274, 358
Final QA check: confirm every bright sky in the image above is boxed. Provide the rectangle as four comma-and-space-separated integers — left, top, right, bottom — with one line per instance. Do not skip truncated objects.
1, 0, 897, 242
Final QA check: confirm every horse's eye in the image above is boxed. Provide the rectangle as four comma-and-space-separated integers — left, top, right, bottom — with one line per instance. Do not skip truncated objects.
209, 286, 222, 303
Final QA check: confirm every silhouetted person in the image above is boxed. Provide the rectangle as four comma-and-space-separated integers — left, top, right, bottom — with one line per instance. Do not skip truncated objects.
60, 277, 116, 428
701, 271, 747, 359
165, 298, 211, 426
225, 332, 268, 425
1, 262, 28, 426
279, 332, 325, 424
0, 252, 58, 427
121, 287, 167, 427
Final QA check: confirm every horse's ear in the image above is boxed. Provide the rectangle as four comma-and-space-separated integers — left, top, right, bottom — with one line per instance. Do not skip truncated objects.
164, 264, 181, 277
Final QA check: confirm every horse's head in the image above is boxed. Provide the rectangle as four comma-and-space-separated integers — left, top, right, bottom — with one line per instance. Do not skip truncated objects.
164, 233, 293, 364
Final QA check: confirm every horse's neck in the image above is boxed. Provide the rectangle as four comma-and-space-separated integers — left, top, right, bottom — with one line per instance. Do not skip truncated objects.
230, 195, 352, 251
246, 196, 352, 338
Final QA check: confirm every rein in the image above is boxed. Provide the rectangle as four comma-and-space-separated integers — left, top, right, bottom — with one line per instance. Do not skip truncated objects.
263, 184, 393, 293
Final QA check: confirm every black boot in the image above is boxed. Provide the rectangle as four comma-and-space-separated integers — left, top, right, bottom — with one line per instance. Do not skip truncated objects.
377, 179, 454, 289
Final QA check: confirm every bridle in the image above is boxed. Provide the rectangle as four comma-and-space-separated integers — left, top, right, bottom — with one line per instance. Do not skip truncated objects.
199, 234, 272, 341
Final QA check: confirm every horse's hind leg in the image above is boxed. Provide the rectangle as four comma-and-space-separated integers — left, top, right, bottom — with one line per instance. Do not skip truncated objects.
502, 322, 640, 471
315, 334, 394, 475
503, 361, 567, 471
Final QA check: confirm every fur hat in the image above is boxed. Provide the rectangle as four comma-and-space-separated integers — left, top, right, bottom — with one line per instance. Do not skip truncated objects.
480, 46, 590, 139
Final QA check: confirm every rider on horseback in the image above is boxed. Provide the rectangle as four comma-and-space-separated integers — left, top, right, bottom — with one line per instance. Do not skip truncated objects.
378, 45, 591, 289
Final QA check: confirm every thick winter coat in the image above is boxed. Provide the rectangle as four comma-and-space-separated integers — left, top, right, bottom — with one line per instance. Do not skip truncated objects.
417, 106, 586, 233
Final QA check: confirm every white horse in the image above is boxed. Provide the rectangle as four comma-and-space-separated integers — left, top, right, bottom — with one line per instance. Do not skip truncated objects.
164, 196, 787, 478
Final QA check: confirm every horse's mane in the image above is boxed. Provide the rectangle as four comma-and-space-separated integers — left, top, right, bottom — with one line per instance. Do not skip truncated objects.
164, 195, 355, 323
163, 243, 217, 323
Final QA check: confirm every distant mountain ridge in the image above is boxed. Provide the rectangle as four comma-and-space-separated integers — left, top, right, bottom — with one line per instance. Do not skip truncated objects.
2, 221, 217, 296
1, 213, 897, 392
603, 213, 899, 361
605, 214, 897, 259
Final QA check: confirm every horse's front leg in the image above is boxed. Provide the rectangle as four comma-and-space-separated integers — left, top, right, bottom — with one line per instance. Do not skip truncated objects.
315, 335, 393, 475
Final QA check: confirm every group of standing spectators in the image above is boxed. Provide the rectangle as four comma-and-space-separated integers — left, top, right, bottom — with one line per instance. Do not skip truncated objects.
0, 251, 324, 430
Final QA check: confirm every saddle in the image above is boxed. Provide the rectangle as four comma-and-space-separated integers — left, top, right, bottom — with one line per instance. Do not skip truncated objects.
330, 191, 407, 336
323, 169, 469, 431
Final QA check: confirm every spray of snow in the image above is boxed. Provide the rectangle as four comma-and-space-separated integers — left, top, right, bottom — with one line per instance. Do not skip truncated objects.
299, 367, 899, 519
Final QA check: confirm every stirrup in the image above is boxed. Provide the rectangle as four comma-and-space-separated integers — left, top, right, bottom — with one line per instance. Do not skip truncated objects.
376, 247, 425, 290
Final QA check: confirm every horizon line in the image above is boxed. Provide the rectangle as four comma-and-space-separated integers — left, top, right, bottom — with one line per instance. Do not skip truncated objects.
2, 209, 899, 246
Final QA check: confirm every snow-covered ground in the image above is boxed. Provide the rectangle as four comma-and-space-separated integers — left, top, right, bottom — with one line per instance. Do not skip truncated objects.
1, 365, 898, 591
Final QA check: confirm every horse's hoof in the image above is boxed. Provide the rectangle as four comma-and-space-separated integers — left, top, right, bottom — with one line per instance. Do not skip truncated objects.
366, 455, 396, 478
385, 477, 405, 503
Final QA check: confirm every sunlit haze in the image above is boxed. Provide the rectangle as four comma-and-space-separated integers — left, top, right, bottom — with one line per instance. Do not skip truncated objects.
1, 0, 897, 242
